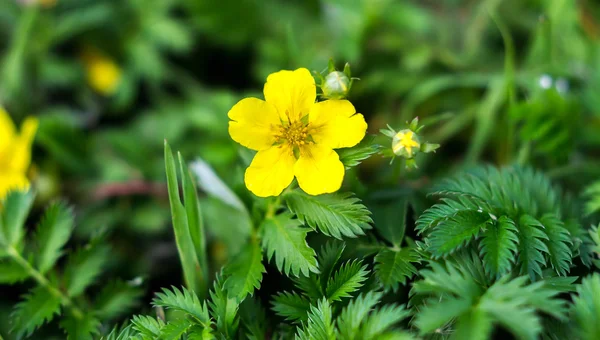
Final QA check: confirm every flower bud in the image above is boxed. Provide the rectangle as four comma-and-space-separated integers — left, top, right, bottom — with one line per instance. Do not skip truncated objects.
392, 129, 421, 158
321, 71, 351, 99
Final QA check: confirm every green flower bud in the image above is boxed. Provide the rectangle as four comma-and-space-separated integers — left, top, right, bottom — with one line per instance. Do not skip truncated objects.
392, 129, 421, 159
321, 71, 351, 99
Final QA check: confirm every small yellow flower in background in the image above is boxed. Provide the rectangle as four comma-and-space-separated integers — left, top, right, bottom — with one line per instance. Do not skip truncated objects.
228, 68, 367, 197
0, 107, 38, 200
393, 130, 420, 157
82, 50, 122, 96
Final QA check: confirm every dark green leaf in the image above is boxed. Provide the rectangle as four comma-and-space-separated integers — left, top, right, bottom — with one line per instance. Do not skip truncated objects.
223, 239, 265, 300
35, 202, 74, 274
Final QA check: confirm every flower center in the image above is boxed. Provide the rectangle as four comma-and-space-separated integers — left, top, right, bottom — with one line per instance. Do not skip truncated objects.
276, 120, 309, 147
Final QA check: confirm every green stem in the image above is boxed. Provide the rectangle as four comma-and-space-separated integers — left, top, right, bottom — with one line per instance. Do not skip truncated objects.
6, 247, 84, 320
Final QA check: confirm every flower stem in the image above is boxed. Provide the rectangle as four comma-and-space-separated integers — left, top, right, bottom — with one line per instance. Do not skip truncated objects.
6, 246, 84, 320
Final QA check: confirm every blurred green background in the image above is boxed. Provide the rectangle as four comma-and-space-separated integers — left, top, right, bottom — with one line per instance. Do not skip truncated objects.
1, 0, 600, 336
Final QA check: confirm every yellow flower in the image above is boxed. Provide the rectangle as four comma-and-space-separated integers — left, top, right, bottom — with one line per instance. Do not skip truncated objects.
392, 130, 420, 157
83, 52, 122, 96
228, 68, 367, 197
0, 108, 38, 199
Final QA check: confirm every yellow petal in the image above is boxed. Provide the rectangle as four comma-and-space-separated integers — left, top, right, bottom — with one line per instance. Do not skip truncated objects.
0, 172, 29, 200
245, 145, 296, 197
8, 117, 38, 173
228, 98, 281, 151
294, 144, 344, 195
264, 68, 316, 122
309, 100, 367, 149
0, 107, 16, 157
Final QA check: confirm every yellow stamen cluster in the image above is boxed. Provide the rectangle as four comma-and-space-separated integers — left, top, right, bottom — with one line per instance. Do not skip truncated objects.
276, 120, 309, 146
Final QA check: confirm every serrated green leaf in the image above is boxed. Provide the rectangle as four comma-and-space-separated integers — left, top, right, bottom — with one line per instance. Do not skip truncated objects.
272, 291, 311, 322
11, 286, 62, 337
479, 216, 518, 278
337, 138, 380, 168
296, 298, 335, 340
517, 214, 549, 281
160, 318, 193, 340
60, 312, 100, 340
209, 275, 240, 338
0, 260, 29, 283
35, 201, 74, 274
64, 243, 110, 297
326, 260, 368, 302
374, 248, 418, 291
337, 291, 383, 339
223, 239, 265, 300
153, 286, 210, 324
1, 190, 34, 247
317, 241, 345, 291
362, 304, 410, 338
415, 297, 472, 334
260, 212, 318, 277
284, 190, 371, 239
452, 308, 492, 340
540, 214, 572, 276
131, 315, 165, 338
570, 274, 600, 339
95, 280, 143, 320
428, 210, 490, 258
187, 324, 216, 340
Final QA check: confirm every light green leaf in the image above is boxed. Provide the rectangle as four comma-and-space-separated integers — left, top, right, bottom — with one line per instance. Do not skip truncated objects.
11, 286, 62, 337
131, 315, 165, 338
326, 260, 368, 302
223, 239, 265, 300
1, 190, 34, 247
296, 298, 336, 340
164, 141, 203, 293
153, 286, 211, 324
209, 275, 240, 338
337, 138, 381, 168
0, 260, 30, 283
362, 304, 410, 338
160, 318, 193, 340
64, 243, 110, 297
337, 291, 383, 339
35, 202, 74, 274
479, 216, 518, 278
260, 212, 318, 277
415, 297, 472, 334
284, 190, 371, 239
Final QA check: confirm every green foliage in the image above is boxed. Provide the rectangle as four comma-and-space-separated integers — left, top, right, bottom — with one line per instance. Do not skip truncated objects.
260, 212, 319, 277
34, 201, 73, 274
164, 142, 208, 295
325, 260, 369, 301
569, 274, 600, 340
584, 180, 600, 216
374, 248, 419, 291
11, 286, 62, 338
417, 166, 576, 281
337, 137, 381, 168
284, 190, 372, 239
412, 261, 567, 340
222, 239, 265, 300
0, 190, 141, 339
